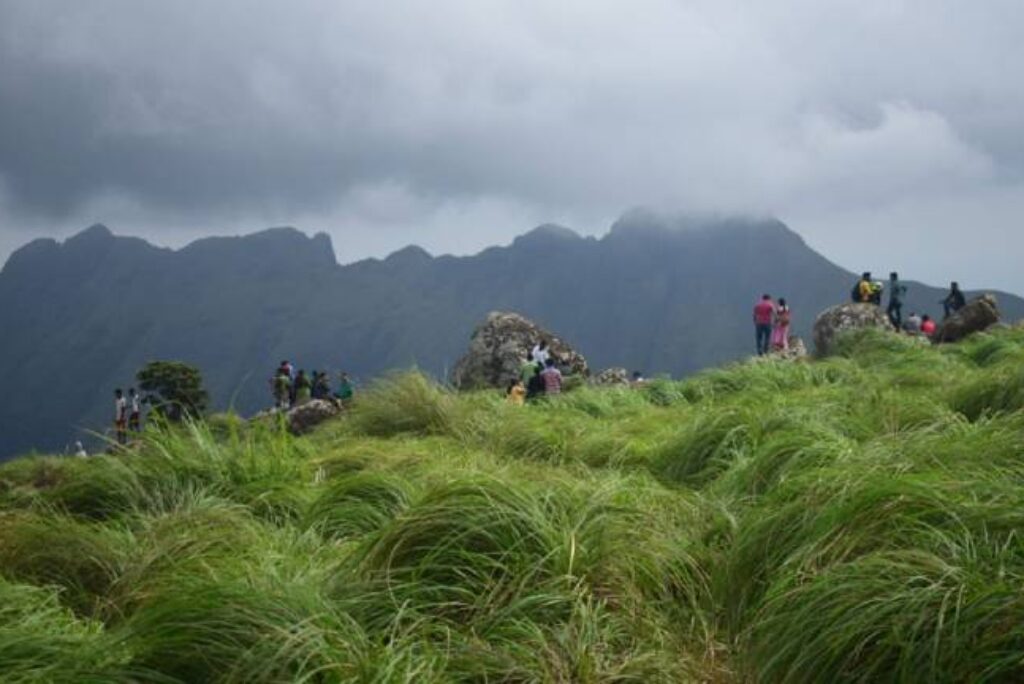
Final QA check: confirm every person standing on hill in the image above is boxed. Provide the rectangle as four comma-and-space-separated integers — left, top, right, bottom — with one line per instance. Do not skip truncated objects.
294, 370, 312, 405
753, 294, 775, 356
520, 352, 538, 385
128, 388, 142, 433
857, 272, 874, 303
334, 372, 355, 406
114, 388, 128, 445
273, 368, 291, 410
540, 358, 562, 395
771, 298, 792, 351
887, 272, 907, 330
525, 362, 546, 402
943, 282, 966, 319
531, 340, 550, 366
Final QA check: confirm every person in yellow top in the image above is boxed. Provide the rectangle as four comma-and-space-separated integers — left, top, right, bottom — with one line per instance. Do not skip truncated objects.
858, 272, 875, 303
506, 379, 526, 406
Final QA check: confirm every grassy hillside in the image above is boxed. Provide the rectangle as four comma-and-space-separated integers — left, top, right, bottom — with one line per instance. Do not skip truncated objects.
3, 326, 1024, 682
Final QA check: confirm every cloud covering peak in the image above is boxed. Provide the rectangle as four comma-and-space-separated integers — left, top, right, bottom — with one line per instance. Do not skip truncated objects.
1, 0, 1023, 291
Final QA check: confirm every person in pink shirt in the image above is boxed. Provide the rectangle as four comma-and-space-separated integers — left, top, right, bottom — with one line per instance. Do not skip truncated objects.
540, 358, 563, 395
753, 294, 775, 356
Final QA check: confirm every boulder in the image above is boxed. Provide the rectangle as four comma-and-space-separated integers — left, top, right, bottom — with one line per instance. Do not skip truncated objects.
592, 367, 631, 386
812, 303, 893, 357
451, 311, 588, 390
251, 399, 342, 435
286, 399, 342, 435
933, 295, 1001, 344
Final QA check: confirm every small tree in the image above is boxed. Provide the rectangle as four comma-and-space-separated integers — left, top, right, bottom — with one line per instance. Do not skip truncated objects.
136, 360, 209, 421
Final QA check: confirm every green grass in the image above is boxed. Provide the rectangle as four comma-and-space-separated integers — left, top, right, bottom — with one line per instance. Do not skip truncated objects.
3, 325, 1024, 681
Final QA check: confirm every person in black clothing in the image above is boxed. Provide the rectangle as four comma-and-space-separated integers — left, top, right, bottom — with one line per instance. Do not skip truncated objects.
887, 272, 907, 330
943, 282, 966, 319
525, 362, 546, 402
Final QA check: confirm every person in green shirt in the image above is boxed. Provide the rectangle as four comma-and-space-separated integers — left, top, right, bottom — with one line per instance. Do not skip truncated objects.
520, 353, 539, 385
334, 372, 355, 406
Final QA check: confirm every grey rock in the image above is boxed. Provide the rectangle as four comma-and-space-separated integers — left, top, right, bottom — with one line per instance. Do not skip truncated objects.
251, 399, 341, 435
592, 367, 631, 386
451, 311, 588, 390
813, 303, 893, 357
933, 295, 1001, 344
766, 336, 808, 361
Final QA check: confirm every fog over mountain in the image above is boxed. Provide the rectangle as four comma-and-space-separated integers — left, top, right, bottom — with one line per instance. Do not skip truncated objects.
2, 2, 1024, 293
2, 212, 1022, 460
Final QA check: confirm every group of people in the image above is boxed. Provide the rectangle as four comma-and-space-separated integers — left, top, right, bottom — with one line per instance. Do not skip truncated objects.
855, 272, 966, 335
271, 360, 354, 410
506, 341, 563, 405
753, 295, 792, 356
113, 387, 142, 445
752, 271, 970, 355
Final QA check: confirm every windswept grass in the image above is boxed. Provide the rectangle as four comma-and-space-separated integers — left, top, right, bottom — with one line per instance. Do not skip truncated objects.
3, 325, 1024, 681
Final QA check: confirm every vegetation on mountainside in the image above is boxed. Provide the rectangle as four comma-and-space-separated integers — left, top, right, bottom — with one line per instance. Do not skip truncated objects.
3, 326, 1024, 682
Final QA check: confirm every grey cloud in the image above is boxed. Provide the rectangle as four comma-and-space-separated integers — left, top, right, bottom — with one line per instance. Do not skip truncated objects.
1, 0, 1023, 291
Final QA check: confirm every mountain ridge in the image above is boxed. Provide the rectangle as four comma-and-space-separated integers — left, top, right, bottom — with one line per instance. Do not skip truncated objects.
2, 213, 1022, 459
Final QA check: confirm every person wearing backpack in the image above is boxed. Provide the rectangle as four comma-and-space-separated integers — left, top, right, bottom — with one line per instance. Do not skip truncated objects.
771, 298, 792, 351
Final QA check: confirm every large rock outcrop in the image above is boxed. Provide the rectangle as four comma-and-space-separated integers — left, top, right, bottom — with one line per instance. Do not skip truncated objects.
451, 311, 588, 390
813, 303, 893, 357
933, 295, 1001, 344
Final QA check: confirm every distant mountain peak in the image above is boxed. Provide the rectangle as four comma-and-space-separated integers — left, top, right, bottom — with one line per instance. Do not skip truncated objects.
65, 223, 114, 243
512, 224, 581, 247
385, 244, 433, 264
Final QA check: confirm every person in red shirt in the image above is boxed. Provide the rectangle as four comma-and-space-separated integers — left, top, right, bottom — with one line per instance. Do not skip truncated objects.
753, 294, 775, 356
920, 314, 937, 336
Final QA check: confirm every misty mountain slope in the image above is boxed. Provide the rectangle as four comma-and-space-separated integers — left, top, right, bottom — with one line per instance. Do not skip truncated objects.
2, 214, 1022, 459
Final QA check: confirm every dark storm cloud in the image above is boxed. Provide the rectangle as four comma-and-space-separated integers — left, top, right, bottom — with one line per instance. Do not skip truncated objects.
1, 0, 1024, 291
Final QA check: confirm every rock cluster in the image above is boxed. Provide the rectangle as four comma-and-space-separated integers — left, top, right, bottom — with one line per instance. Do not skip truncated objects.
933, 295, 1001, 344
592, 367, 631, 386
451, 311, 588, 390
765, 336, 808, 361
812, 303, 893, 357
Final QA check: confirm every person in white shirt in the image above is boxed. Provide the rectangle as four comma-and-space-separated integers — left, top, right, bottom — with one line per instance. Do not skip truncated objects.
531, 340, 550, 366
128, 388, 142, 433
114, 388, 128, 445
74, 441, 88, 458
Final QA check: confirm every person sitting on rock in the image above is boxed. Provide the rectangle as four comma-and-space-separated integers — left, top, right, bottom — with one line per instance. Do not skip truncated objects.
920, 314, 937, 336
531, 340, 550, 366
540, 358, 563, 395
943, 282, 966, 319
904, 312, 923, 335
506, 378, 526, 406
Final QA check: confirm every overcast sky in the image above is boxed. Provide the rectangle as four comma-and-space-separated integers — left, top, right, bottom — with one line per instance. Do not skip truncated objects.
1, 1, 1022, 292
